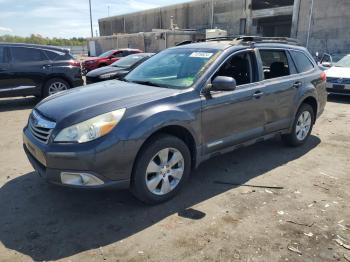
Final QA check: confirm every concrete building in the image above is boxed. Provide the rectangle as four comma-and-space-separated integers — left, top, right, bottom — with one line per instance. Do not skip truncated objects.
97, 0, 350, 55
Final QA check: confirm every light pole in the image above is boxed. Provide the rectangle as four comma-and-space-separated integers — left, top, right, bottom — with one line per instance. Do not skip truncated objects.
306, 0, 314, 48
89, 0, 94, 38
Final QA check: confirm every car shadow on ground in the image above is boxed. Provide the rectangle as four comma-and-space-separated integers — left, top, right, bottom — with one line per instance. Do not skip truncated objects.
327, 94, 350, 104
0, 135, 320, 261
0, 97, 39, 112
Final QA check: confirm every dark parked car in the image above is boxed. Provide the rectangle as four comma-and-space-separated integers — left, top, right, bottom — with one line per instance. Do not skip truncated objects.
23, 37, 327, 204
82, 48, 142, 74
0, 43, 83, 98
86, 53, 154, 84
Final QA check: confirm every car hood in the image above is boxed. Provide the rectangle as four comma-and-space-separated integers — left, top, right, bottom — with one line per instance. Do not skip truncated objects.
86, 66, 126, 77
35, 80, 179, 125
325, 66, 350, 78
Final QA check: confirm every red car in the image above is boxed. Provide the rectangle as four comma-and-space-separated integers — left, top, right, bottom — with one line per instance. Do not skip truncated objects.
82, 48, 142, 74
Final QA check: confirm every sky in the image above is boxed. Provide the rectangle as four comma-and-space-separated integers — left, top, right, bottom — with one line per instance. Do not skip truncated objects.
0, 0, 188, 38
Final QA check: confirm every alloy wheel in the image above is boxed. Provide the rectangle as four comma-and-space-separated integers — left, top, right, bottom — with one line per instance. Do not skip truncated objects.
145, 147, 185, 195
296, 111, 312, 141
48, 82, 68, 95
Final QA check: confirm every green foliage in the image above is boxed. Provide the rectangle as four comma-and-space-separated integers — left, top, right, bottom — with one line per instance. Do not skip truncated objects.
0, 34, 87, 46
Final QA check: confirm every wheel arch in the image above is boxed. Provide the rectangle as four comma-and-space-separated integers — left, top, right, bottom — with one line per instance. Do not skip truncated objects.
300, 96, 318, 123
41, 75, 73, 96
131, 124, 198, 182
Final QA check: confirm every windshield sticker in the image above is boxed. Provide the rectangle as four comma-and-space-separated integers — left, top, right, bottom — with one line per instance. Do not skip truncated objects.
190, 52, 213, 58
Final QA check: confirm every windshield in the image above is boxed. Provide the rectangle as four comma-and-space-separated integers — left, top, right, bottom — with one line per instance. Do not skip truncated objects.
111, 54, 147, 68
335, 55, 350, 68
98, 50, 114, 58
125, 48, 220, 89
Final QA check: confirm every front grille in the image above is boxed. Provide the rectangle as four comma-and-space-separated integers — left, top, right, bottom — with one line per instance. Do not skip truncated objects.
29, 110, 56, 143
327, 77, 350, 84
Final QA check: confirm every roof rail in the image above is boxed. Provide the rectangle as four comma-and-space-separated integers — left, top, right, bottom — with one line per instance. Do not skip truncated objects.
232, 36, 300, 45
175, 35, 299, 47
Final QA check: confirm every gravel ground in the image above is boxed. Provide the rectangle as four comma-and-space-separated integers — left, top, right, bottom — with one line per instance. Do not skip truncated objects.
0, 95, 349, 262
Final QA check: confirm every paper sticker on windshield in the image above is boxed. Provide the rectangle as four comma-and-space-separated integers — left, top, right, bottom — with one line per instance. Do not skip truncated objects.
190, 52, 213, 58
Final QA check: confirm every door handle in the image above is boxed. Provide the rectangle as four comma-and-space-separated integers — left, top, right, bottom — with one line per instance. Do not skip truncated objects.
42, 64, 52, 69
293, 81, 302, 88
253, 91, 264, 99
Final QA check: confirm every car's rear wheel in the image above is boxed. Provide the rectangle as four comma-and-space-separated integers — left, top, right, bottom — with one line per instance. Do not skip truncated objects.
131, 134, 191, 204
43, 78, 70, 97
282, 104, 314, 146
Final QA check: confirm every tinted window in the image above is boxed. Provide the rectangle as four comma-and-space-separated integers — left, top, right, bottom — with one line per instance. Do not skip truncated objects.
214, 52, 255, 86
11, 47, 47, 62
45, 50, 72, 61
0, 47, 5, 63
45, 50, 58, 60
291, 50, 314, 72
259, 50, 290, 79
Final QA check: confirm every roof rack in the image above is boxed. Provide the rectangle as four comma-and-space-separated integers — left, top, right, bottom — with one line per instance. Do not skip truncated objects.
175, 35, 299, 47
233, 36, 299, 45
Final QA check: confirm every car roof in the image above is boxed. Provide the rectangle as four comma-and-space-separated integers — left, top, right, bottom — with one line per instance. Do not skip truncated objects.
0, 42, 69, 53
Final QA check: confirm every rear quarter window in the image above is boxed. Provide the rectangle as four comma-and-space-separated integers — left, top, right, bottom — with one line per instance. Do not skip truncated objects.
290, 50, 314, 73
45, 50, 73, 61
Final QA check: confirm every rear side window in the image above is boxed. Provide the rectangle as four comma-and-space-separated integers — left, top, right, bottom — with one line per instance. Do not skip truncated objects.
259, 50, 290, 79
45, 50, 72, 61
290, 50, 314, 73
11, 47, 47, 62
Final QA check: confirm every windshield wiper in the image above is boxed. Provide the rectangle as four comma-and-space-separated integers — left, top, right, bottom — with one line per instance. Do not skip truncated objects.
129, 80, 167, 88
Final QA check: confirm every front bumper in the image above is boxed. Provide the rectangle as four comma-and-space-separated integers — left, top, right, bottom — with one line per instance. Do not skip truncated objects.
22, 127, 136, 189
326, 82, 350, 95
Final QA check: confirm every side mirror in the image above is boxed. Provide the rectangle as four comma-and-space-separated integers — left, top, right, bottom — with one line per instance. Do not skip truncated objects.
321, 61, 332, 67
211, 76, 236, 91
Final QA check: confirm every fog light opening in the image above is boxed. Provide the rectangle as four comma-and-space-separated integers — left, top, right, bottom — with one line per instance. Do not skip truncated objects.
60, 172, 104, 186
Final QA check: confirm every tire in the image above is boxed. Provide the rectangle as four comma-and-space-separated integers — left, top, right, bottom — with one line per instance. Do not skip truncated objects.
282, 104, 315, 147
43, 78, 70, 97
131, 134, 192, 205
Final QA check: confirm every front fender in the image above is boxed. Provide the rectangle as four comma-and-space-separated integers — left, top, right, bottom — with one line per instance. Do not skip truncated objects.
125, 105, 199, 145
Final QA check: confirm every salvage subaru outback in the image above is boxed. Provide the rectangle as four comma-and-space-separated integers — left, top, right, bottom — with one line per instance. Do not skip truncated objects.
23, 37, 327, 204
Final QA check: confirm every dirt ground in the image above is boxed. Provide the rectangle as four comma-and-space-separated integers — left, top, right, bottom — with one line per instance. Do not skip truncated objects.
0, 95, 349, 262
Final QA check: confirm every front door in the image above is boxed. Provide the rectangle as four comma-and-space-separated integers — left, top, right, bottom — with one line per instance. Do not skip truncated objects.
201, 50, 266, 154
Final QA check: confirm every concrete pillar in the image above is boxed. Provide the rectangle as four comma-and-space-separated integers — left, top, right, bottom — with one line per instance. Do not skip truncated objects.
245, 0, 253, 35
291, 0, 301, 38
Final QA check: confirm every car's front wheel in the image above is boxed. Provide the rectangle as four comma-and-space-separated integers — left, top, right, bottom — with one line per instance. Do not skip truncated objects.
282, 103, 315, 146
131, 134, 191, 204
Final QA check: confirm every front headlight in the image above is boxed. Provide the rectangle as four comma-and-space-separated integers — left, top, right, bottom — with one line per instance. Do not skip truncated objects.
99, 73, 118, 79
54, 108, 126, 143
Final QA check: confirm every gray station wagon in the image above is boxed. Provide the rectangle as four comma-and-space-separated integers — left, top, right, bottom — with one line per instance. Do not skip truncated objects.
23, 37, 327, 204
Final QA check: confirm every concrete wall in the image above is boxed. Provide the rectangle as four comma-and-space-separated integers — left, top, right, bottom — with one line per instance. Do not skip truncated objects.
98, 0, 350, 55
90, 31, 204, 55
99, 0, 247, 36
296, 0, 350, 54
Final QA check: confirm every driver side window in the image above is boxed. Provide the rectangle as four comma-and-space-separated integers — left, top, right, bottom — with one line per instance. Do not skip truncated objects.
213, 52, 255, 86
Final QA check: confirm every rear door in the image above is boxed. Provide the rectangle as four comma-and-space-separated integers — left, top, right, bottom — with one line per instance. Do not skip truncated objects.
256, 48, 300, 133
0, 46, 12, 95
8, 47, 51, 96
201, 49, 267, 154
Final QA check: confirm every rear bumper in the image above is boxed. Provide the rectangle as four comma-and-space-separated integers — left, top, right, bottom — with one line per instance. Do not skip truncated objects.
72, 78, 84, 87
